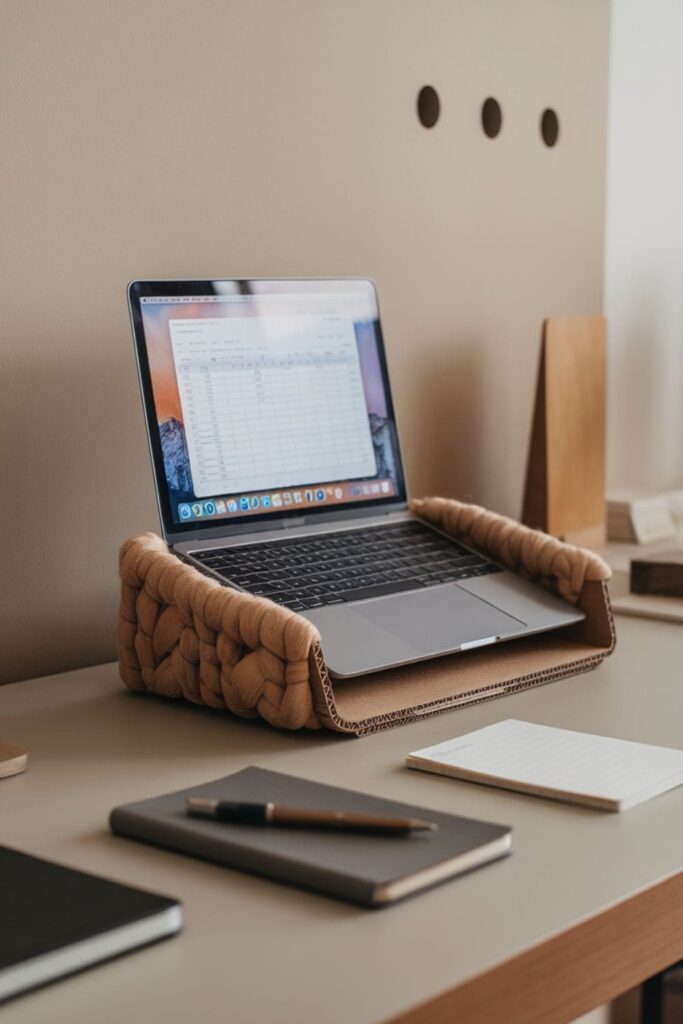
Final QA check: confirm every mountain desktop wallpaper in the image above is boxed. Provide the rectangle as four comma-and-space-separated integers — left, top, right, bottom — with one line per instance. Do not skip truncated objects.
159, 417, 194, 507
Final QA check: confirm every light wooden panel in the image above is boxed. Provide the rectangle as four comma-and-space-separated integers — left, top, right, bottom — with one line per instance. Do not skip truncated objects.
0, 0, 610, 682
522, 316, 607, 546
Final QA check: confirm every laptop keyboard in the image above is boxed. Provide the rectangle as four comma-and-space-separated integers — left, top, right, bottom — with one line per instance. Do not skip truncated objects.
190, 520, 502, 612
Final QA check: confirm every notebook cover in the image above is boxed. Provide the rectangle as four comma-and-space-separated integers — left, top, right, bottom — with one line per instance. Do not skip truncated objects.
110, 767, 511, 907
0, 846, 181, 1001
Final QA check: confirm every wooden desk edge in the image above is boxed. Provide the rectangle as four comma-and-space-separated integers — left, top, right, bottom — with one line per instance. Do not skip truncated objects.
385, 869, 683, 1024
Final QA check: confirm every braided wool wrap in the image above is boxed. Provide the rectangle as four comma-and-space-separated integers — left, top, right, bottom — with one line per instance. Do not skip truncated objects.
118, 499, 611, 730
118, 532, 322, 729
411, 497, 611, 604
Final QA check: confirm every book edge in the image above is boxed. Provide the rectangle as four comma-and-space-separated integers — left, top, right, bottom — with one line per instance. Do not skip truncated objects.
0, 905, 182, 1003
372, 833, 512, 904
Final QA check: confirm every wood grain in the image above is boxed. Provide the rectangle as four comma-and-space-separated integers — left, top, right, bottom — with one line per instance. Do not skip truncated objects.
385, 871, 683, 1024
631, 551, 683, 597
0, 741, 27, 779
523, 316, 607, 547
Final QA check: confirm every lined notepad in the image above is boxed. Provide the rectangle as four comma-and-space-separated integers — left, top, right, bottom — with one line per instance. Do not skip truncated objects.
407, 719, 683, 811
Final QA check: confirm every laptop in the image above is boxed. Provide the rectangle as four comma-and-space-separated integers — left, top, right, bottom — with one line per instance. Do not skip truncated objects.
128, 278, 584, 678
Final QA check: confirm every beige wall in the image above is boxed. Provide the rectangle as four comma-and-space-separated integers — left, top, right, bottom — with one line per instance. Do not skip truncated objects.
0, 0, 610, 684
605, 0, 683, 492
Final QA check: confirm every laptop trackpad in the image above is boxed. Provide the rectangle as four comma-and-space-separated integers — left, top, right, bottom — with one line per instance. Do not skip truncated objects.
354, 586, 525, 655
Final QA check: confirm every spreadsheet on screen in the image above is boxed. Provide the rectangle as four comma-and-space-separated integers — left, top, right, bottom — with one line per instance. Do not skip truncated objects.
169, 314, 377, 498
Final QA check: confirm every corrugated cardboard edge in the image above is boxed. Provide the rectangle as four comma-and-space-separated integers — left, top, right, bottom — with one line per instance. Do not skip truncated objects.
308, 580, 615, 736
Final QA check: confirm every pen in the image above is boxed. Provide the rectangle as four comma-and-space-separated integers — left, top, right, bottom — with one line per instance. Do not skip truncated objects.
186, 798, 438, 834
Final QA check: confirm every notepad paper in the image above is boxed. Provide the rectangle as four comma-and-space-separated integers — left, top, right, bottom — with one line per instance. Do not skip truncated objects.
407, 720, 683, 811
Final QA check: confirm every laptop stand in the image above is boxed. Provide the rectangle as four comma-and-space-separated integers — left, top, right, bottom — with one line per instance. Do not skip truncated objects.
118, 497, 614, 736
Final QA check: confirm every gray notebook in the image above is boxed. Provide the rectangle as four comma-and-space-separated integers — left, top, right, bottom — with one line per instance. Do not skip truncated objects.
110, 767, 511, 907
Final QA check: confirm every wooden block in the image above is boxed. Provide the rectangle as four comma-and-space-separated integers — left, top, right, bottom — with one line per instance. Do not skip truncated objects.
631, 551, 683, 597
522, 316, 606, 548
0, 741, 27, 779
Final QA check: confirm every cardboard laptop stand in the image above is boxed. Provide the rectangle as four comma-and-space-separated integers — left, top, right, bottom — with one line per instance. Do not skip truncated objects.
118, 498, 615, 736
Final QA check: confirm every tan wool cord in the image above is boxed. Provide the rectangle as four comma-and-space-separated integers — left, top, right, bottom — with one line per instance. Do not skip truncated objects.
411, 498, 611, 604
118, 532, 322, 729
118, 499, 611, 730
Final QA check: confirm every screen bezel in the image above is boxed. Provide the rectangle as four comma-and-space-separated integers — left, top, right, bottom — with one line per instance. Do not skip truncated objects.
128, 278, 409, 542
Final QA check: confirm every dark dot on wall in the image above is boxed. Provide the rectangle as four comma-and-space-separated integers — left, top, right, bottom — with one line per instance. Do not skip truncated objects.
417, 86, 440, 129
481, 97, 503, 139
541, 108, 560, 147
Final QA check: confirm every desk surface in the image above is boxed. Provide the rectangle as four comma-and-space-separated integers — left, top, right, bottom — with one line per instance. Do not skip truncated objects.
2, 614, 683, 1024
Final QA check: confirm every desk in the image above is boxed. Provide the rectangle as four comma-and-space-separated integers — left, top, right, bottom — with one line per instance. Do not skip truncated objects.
2, 614, 683, 1024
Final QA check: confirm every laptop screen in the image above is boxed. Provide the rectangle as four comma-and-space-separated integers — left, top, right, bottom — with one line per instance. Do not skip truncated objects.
129, 279, 407, 534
